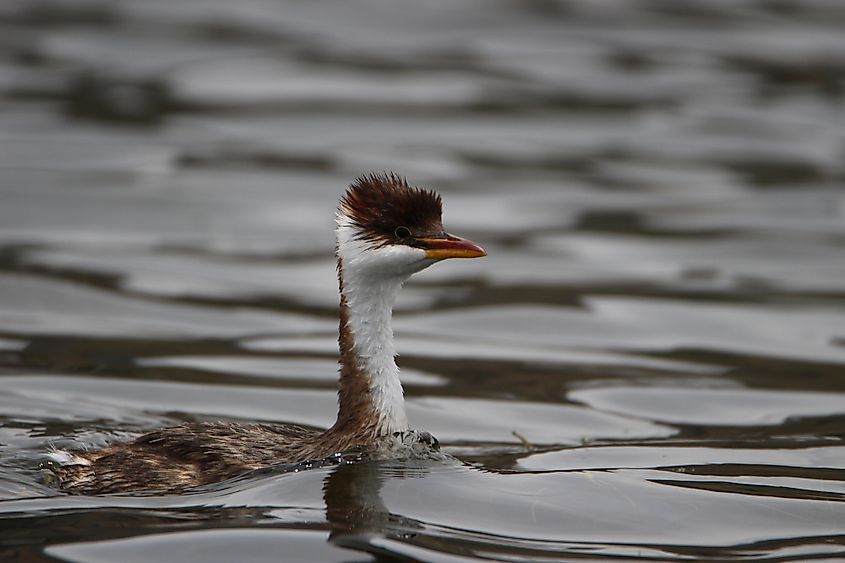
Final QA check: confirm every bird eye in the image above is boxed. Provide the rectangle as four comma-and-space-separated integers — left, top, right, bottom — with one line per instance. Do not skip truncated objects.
394, 226, 412, 239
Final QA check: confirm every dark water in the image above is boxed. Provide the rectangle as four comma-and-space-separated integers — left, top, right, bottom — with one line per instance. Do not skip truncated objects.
2, 0, 845, 561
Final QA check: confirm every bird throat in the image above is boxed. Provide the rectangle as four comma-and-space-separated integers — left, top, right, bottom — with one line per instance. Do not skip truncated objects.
332, 261, 410, 438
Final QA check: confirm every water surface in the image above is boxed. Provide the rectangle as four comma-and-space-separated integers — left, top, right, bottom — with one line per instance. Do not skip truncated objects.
1, 0, 844, 561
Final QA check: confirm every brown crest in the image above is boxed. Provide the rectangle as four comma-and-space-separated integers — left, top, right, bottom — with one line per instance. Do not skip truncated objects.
340, 173, 444, 245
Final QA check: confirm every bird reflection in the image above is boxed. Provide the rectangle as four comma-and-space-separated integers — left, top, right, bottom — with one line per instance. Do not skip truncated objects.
322, 457, 435, 556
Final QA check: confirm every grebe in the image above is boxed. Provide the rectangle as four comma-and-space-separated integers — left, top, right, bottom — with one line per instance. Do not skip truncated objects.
49, 173, 486, 494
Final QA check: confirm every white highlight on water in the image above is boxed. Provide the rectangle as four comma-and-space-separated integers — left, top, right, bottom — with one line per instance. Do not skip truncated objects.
46, 448, 91, 466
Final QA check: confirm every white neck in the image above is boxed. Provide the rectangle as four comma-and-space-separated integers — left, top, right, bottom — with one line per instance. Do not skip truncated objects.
340, 265, 409, 434
334, 216, 433, 435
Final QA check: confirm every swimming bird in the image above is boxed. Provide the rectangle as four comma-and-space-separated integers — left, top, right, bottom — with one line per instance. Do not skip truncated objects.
50, 173, 486, 494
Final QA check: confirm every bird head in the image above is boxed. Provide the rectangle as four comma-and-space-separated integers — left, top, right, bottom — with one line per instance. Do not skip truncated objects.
336, 173, 486, 279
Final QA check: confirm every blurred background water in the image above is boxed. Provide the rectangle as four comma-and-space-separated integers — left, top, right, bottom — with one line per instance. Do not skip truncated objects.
1, 0, 845, 561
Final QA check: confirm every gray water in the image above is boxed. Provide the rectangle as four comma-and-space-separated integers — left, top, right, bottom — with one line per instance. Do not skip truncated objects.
2, 0, 845, 561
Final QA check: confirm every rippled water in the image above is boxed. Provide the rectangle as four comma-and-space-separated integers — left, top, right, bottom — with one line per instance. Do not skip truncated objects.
2, 0, 845, 561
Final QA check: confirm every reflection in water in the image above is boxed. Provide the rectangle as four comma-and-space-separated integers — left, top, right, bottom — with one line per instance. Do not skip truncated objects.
323, 461, 418, 554
323, 455, 845, 561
